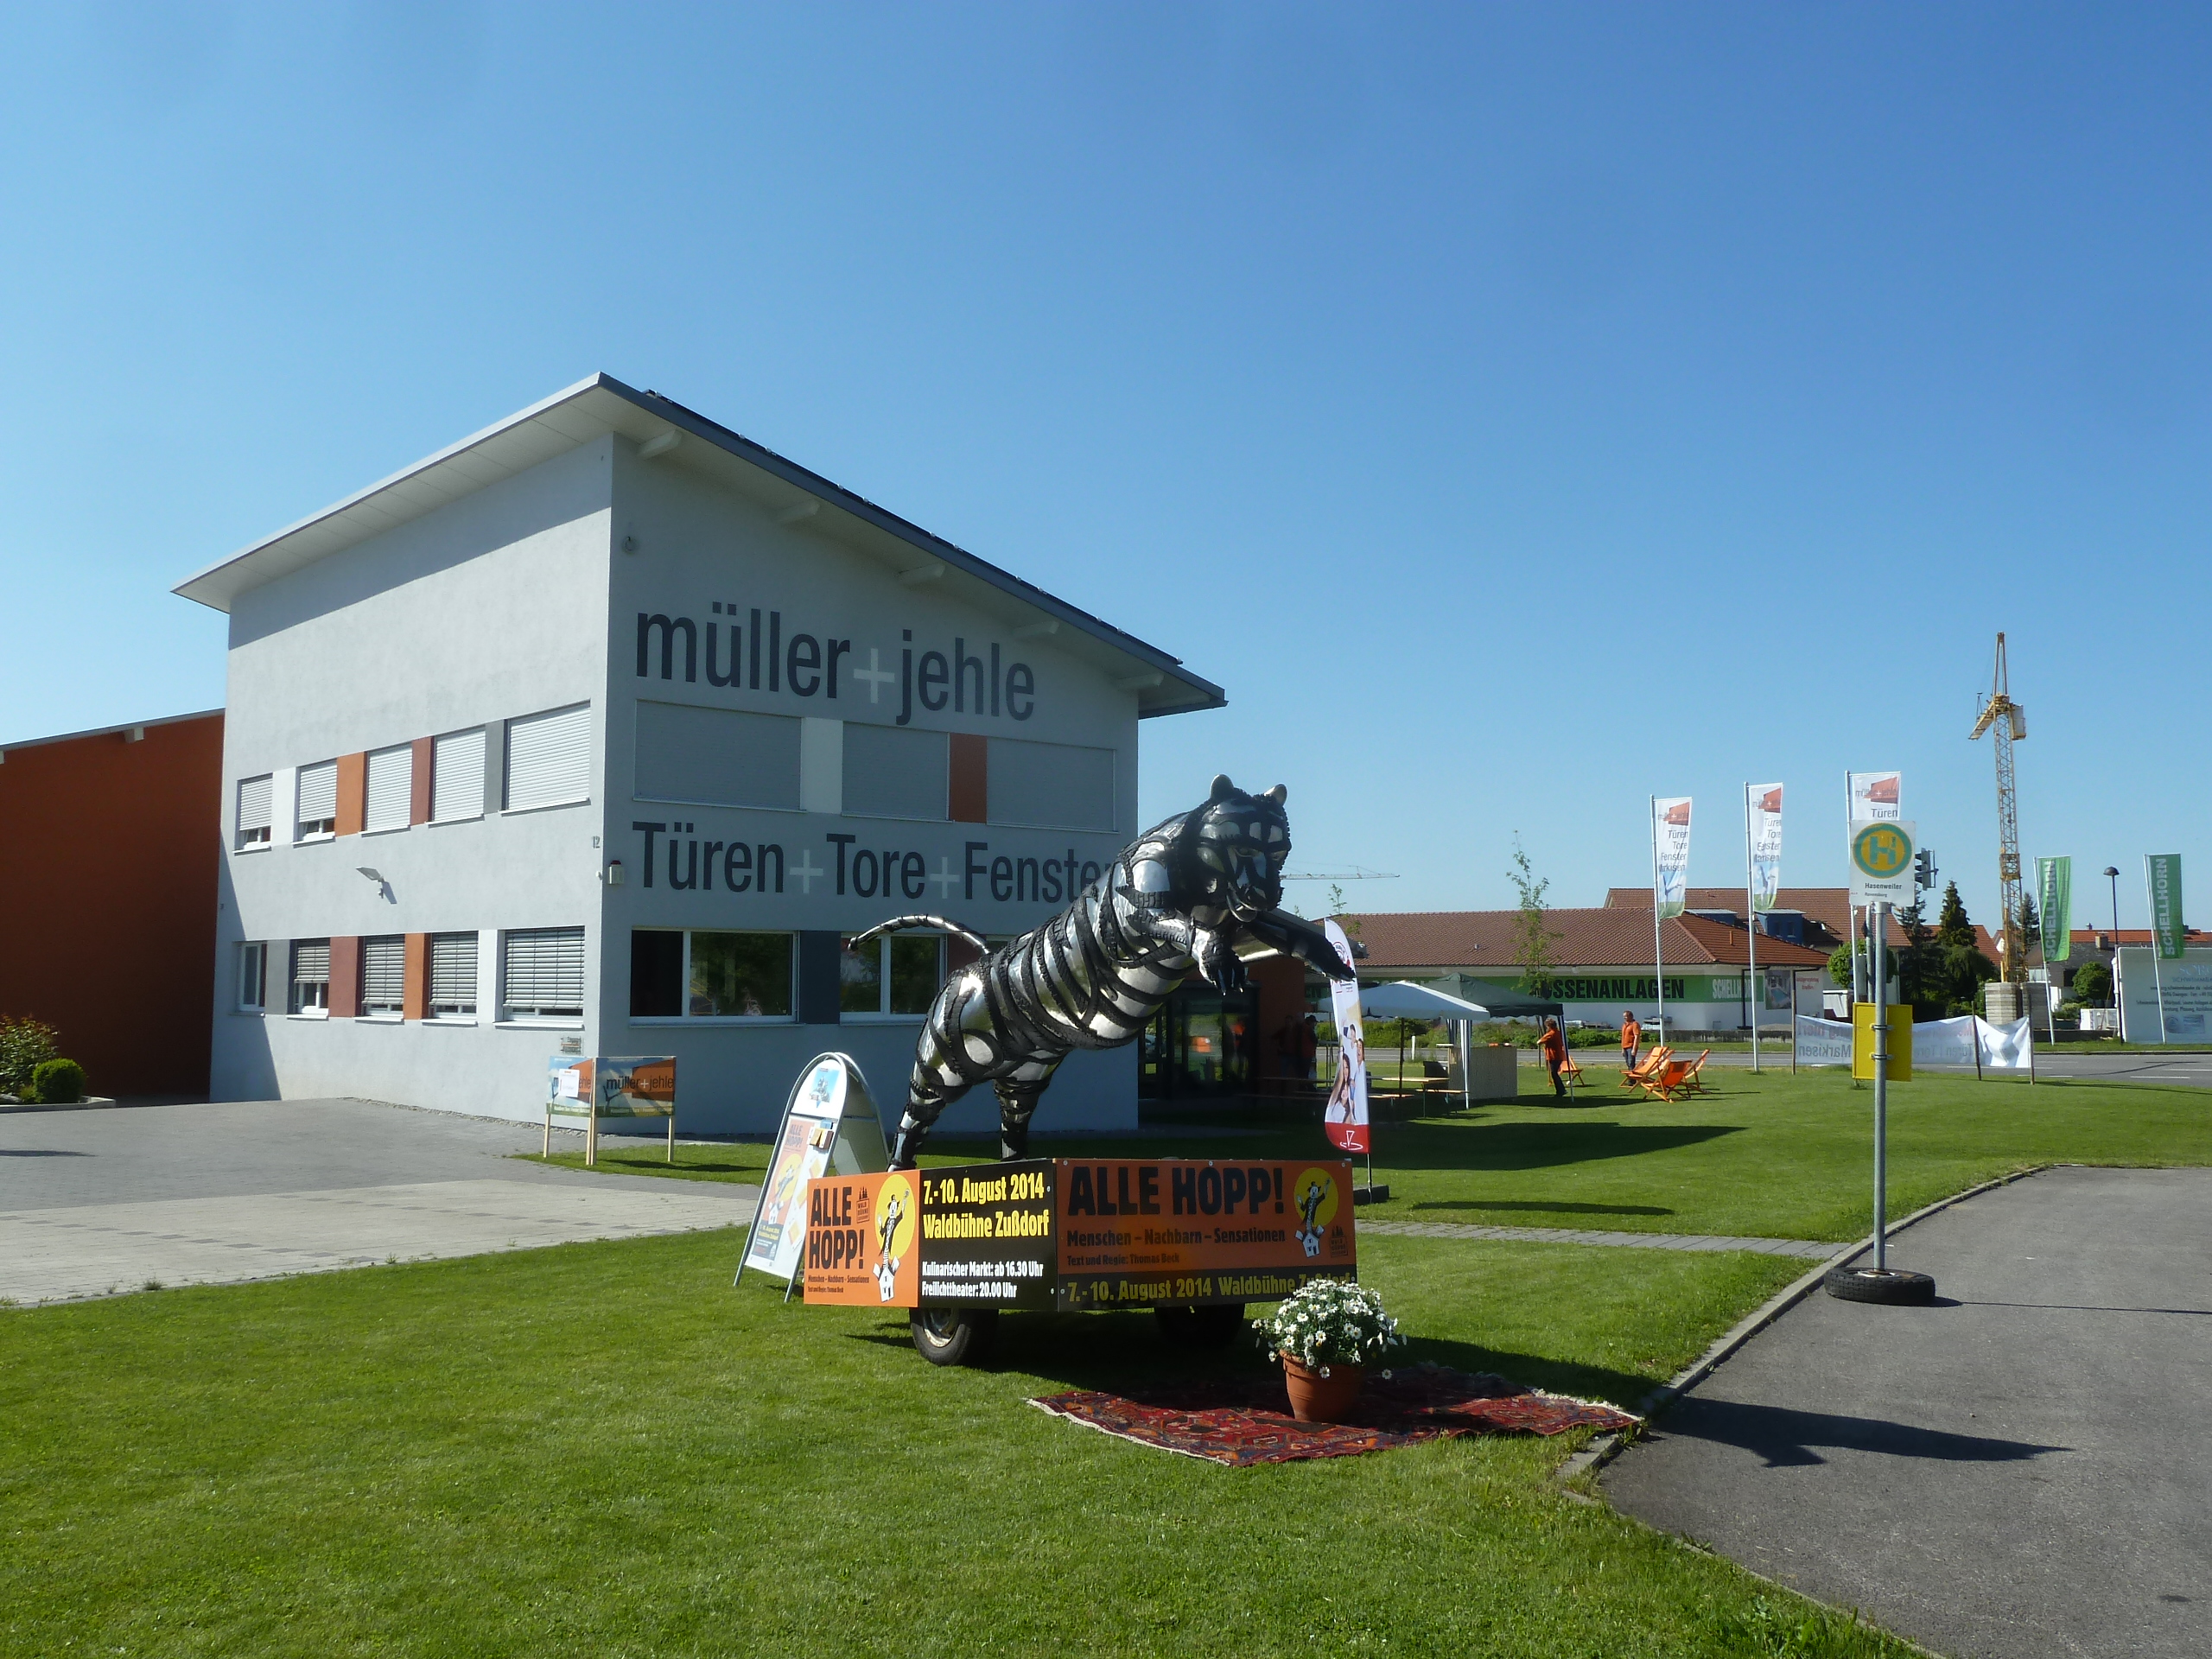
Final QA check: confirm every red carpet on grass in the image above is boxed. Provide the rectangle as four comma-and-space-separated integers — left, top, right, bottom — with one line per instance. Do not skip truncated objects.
1029, 1362, 1641, 1467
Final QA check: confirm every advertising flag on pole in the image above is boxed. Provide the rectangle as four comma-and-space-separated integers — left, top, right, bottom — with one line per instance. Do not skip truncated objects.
1847, 772, 1902, 821
1320, 919, 1370, 1155
2036, 856, 2073, 968
2147, 855, 2185, 960
1749, 784, 1783, 912
1652, 797, 1693, 918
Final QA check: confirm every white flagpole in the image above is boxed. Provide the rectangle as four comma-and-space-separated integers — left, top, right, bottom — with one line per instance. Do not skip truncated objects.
1745, 783, 1760, 1074
1651, 796, 1667, 1044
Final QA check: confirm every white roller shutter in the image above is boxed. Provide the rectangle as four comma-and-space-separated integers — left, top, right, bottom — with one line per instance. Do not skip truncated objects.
297, 761, 338, 832
986, 738, 1116, 831
503, 926, 586, 1017
236, 775, 273, 847
505, 705, 591, 811
429, 931, 478, 1013
365, 746, 412, 832
359, 936, 405, 1011
432, 728, 486, 822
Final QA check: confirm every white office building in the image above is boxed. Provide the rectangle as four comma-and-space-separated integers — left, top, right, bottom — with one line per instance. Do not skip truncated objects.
182, 375, 1223, 1135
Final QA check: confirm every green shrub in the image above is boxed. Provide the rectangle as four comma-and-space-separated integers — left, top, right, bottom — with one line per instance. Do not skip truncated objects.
0, 1015, 60, 1096
29, 1058, 85, 1104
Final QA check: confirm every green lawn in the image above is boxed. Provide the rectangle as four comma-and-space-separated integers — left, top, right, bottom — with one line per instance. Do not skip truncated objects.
0, 1230, 1893, 1658
543, 1068, 2212, 1244
11, 1070, 2202, 1656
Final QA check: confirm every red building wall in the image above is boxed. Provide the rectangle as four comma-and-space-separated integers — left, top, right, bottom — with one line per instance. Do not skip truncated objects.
0, 712, 222, 1097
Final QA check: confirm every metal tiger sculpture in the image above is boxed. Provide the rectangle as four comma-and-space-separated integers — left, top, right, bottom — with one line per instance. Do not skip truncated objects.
848, 775, 1361, 1168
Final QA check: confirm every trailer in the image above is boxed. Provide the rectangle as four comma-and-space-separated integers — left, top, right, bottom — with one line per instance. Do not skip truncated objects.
802, 1156, 1359, 1364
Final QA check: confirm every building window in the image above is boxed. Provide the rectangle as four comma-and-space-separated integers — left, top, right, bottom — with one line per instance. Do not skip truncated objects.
505, 704, 590, 813
238, 941, 268, 1010
841, 932, 944, 1017
364, 746, 412, 834
502, 925, 587, 1021
359, 934, 404, 1015
289, 939, 331, 1014
432, 728, 486, 823
628, 929, 794, 1020
429, 931, 479, 1018
236, 776, 273, 849
297, 760, 338, 839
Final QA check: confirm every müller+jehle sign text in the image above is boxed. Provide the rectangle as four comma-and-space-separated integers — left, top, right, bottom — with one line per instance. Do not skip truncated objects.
801, 1159, 1357, 1312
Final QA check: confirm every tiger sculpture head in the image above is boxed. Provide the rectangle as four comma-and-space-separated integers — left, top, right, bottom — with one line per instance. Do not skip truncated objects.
1185, 774, 1291, 925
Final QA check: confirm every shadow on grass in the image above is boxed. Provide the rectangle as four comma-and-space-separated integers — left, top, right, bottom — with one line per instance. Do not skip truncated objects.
0, 1149, 93, 1158
1383, 1122, 1745, 1173
849, 1309, 1660, 1410
1648, 1395, 2067, 1469
1411, 1199, 1675, 1217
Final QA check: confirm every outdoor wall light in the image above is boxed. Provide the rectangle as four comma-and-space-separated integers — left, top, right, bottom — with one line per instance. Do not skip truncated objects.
606, 860, 626, 887
357, 867, 395, 903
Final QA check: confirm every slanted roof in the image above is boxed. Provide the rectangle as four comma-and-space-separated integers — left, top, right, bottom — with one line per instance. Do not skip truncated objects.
1339, 908, 1833, 973
173, 373, 1225, 720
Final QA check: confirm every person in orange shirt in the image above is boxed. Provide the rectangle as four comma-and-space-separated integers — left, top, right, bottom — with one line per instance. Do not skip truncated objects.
1539, 1017, 1568, 1098
1621, 1010, 1642, 1070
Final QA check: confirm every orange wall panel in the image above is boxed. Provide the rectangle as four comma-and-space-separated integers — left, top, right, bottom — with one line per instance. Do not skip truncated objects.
328, 935, 360, 1019
403, 931, 429, 1021
948, 733, 988, 824
0, 715, 221, 1096
410, 737, 434, 825
334, 752, 365, 836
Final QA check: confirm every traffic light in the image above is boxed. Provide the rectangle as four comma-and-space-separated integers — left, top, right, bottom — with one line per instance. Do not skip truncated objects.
1915, 849, 1936, 891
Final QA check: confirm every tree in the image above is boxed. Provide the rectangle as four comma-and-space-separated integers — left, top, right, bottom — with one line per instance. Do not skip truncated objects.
1926, 884, 1998, 1014
2070, 959, 2113, 1006
1504, 835, 1559, 995
2016, 893, 2041, 956
1325, 884, 1359, 937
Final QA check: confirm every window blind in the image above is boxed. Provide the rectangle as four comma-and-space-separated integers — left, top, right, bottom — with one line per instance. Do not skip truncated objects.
504, 926, 585, 1016
297, 760, 338, 830
429, 932, 478, 1011
842, 724, 949, 820
237, 775, 273, 846
364, 746, 412, 833
633, 702, 799, 810
432, 728, 486, 822
359, 935, 404, 1010
292, 939, 331, 982
505, 704, 591, 811
986, 738, 1116, 831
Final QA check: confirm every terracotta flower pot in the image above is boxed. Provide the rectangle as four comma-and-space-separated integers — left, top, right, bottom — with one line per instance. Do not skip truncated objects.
1280, 1353, 1364, 1423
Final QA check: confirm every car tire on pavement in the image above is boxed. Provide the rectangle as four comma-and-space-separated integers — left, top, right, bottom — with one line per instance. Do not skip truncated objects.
1823, 1264, 1936, 1305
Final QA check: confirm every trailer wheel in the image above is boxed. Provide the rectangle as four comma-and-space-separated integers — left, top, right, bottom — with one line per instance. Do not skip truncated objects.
911, 1306, 999, 1366
1154, 1303, 1248, 1348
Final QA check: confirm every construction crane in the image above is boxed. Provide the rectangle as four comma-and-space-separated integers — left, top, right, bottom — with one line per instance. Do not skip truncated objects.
1968, 632, 2029, 984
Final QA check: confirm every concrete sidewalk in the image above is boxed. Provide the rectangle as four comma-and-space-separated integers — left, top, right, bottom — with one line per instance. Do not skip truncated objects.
0, 1098, 758, 1306
1603, 1166, 2212, 1659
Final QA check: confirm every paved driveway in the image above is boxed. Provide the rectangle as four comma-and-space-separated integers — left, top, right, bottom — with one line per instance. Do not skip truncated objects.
1604, 1166, 2212, 1659
0, 1099, 756, 1306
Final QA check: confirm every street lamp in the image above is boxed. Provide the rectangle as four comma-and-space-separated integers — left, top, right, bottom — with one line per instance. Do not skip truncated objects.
2103, 866, 2120, 935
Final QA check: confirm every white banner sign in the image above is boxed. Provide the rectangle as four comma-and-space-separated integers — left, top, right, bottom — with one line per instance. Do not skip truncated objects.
1321, 919, 1370, 1155
1653, 796, 1693, 918
1912, 1015, 2034, 1072
1794, 1015, 1854, 1066
1749, 783, 1783, 911
1847, 771, 1902, 822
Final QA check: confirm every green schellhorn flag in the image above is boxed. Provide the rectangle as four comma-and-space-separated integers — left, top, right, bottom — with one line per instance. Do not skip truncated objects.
2036, 856, 2072, 967
2147, 854, 2185, 960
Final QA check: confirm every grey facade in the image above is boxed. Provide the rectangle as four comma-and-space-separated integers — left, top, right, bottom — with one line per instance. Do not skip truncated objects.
184, 376, 1223, 1136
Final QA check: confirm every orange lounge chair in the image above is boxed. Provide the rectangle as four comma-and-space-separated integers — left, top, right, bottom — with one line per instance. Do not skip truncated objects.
1619, 1045, 1671, 1090
1640, 1057, 1697, 1101
1677, 1049, 1714, 1095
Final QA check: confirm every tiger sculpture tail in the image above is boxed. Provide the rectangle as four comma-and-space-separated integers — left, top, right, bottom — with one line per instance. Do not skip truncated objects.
845, 775, 1361, 1167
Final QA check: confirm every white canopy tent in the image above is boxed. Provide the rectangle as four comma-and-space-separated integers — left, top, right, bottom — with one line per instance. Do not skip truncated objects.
1356, 981, 1495, 1109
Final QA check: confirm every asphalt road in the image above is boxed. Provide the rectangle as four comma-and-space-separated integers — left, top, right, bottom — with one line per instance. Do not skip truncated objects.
0, 1099, 755, 1305
1604, 1166, 2212, 1659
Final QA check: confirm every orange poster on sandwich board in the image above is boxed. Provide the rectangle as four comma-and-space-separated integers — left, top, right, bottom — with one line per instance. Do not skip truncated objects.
801, 1170, 920, 1307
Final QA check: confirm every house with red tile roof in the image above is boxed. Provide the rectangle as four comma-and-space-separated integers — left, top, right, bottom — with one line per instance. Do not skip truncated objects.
1338, 906, 1833, 1035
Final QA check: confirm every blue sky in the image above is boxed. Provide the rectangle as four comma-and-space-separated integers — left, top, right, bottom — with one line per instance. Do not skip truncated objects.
3, 4, 2206, 931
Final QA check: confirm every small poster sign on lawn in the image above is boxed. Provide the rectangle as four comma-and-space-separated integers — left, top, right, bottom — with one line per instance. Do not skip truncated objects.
738, 1052, 892, 1293
545, 1056, 677, 1166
